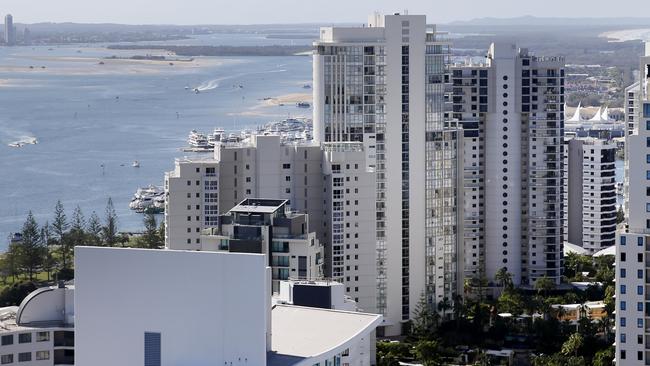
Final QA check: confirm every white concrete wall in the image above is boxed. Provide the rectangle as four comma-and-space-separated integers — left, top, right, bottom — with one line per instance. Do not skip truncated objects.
75, 247, 270, 366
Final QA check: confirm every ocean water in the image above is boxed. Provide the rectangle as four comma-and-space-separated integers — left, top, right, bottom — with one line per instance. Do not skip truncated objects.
0, 34, 313, 247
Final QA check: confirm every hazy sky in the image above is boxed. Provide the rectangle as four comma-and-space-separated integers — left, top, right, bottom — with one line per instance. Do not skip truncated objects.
2, 0, 649, 25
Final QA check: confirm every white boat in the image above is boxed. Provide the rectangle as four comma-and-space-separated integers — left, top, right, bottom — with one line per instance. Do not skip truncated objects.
188, 130, 211, 148
130, 185, 165, 213
296, 102, 311, 108
132, 160, 140, 168
8, 142, 23, 148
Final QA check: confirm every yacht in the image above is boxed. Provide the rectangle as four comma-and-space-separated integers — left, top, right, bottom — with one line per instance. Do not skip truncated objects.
188, 130, 211, 149
129, 185, 165, 213
296, 102, 311, 108
132, 161, 140, 168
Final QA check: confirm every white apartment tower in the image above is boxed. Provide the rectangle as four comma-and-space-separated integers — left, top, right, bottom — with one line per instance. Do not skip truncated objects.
313, 13, 463, 335
616, 43, 650, 365
4, 14, 14, 46
563, 138, 617, 253
164, 135, 378, 313
450, 44, 565, 286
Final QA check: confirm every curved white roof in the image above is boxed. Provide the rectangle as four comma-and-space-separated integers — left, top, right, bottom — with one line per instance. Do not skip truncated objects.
564, 241, 589, 256
567, 103, 582, 122
589, 107, 603, 122
593, 245, 616, 257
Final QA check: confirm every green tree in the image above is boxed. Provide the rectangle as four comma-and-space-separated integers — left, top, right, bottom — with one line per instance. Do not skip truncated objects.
40, 221, 55, 281
0, 243, 21, 283
561, 333, 584, 357
495, 267, 513, 290
413, 339, 442, 366
138, 213, 163, 249
51, 200, 68, 244
497, 289, 525, 316
535, 276, 556, 297
18, 212, 46, 280
102, 198, 118, 247
87, 211, 103, 246
411, 294, 438, 338
377, 341, 411, 366
592, 346, 614, 366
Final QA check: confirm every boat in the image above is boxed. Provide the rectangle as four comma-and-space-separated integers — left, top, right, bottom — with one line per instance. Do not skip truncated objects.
303, 84, 311, 89
296, 102, 311, 108
132, 161, 140, 168
8, 142, 22, 148
194, 88, 200, 94
188, 130, 211, 149
129, 185, 165, 213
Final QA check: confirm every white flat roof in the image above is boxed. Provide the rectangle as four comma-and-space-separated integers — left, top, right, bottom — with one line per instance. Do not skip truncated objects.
268, 305, 381, 366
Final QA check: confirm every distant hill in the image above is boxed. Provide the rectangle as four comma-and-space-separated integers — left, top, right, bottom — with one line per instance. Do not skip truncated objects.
448, 16, 650, 27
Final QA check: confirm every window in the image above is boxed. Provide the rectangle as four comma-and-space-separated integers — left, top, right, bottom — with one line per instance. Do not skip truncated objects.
282, 163, 291, 169
17, 353, 30, 362
639, 318, 644, 328
621, 268, 626, 278
647, 154, 650, 163
638, 286, 644, 295
0, 355, 12, 365
621, 333, 626, 343
621, 285, 626, 294
36, 332, 49, 342
621, 252, 626, 261
621, 301, 627, 310
646, 170, 650, 179
644, 103, 650, 118
621, 236, 626, 245
621, 317, 627, 327
35, 351, 49, 361
639, 237, 645, 246
1, 335, 12, 346
18, 333, 30, 343
639, 302, 644, 311
639, 269, 644, 279
647, 120, 650, 130
621, 350, 626, 359
145, 332, 161, 366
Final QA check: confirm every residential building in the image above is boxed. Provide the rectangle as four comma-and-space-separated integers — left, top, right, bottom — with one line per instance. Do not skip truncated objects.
313, 12, 463, 336
201, 198, 324, 292
74, 246, 381, 366
164, 134, 377, 313
4, 14, 14, 46
615, 42, 650, 365
0, 283, 75, 365
563, 138, 617, 253
450, 43, 565, 286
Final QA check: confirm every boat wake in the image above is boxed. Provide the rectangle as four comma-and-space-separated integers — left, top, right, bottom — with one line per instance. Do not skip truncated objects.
7, 136, 38, 148
195, 79, 221, 92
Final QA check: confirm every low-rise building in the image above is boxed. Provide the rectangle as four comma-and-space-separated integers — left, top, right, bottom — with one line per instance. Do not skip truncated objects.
201, 198, 324, 292
74, 246, 381, 366
0, 283, 75, 365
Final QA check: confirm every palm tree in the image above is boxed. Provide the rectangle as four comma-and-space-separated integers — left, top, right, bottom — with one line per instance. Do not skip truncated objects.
495, 267, 513, 290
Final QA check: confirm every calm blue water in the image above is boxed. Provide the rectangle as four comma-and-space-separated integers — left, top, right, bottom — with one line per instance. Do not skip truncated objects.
0, 34, 313, 247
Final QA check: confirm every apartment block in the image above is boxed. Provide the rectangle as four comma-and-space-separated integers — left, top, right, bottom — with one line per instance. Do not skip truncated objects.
164, 135, 377, 313
616, 42, 650, 365
563, 138, 617, 253
313, 13, 463, 335
450, 43, 565, 286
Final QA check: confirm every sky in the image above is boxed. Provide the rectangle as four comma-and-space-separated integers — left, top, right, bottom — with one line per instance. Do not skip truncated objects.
2, 0, 649, 25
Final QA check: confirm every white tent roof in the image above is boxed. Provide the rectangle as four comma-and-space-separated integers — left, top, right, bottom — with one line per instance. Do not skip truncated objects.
567, 103, 582, 122
601, 106, 609, 121
564, 241, 589, 256
593, 245, 616, 257
589, 107, 603, 122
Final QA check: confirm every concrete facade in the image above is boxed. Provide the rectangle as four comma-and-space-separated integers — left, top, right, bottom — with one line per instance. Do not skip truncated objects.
450, 43, 565, 286
313, 12, 463, 336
